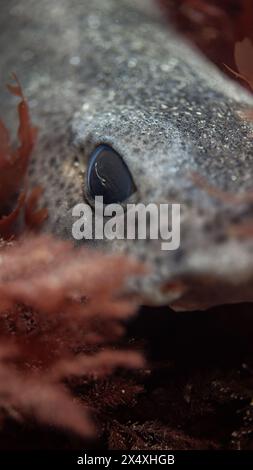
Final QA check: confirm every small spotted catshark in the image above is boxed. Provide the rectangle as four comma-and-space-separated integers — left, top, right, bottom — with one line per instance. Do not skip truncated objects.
1, 0, 253, 310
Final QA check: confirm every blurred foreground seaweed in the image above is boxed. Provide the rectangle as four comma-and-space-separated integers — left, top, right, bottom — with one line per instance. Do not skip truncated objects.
0, 80, 145, 438
157, 0, 253, 79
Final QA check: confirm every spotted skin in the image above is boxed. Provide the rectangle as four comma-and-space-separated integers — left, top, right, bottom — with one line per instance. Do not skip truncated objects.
1, 0, 253, 309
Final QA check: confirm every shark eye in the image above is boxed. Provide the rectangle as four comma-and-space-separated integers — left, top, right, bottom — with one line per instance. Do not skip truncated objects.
87, 144, 136, 204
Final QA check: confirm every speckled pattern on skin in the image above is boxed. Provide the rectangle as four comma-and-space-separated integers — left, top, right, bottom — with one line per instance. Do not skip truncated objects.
1, 0, 253, 309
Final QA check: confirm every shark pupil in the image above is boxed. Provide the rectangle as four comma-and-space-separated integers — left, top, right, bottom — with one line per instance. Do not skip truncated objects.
87, 144, 136, 204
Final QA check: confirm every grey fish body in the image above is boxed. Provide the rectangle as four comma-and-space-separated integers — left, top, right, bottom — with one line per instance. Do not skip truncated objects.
1, 0, 253, 309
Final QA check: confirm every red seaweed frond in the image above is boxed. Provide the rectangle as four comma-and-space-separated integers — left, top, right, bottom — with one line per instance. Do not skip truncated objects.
0, 345, 95, 438
0, 235, 145, 436
225, 38, 253, 92
0, 77, 146, 438
0, 76, 47, 238
156, 1, 253, 82
0, 74, 37, 207
229, 220, 253, 239
6, 74, 37, 160
24, 187, 48, 230
190, 172, 253, 205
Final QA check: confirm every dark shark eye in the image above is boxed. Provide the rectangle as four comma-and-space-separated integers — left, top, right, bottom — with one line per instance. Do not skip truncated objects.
87, 145, 136, 204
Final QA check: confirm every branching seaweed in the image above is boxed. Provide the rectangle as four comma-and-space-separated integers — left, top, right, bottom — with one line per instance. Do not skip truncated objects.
0, 80, 145, 439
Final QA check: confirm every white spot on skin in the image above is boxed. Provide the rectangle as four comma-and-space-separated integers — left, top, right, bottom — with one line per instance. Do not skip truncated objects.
29, 99, 38, 109
160, 63, 170, 72
88, 15, 100, 29
69, 56, 81, 66
22, 50, 34, 61
128, 58, 137, 68
82, 103, 90, 111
